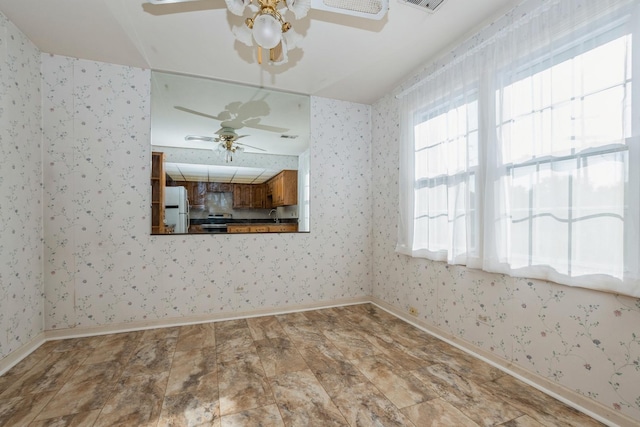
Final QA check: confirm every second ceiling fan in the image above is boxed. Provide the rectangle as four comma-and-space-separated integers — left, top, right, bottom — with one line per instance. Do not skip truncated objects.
185, 126, 266, 162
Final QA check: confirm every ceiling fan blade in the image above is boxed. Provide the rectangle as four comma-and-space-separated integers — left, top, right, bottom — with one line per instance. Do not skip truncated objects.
175, 106, 226, 121
236, 142, 266, 151
185, 135, 216, 142
242, 118, 289, 133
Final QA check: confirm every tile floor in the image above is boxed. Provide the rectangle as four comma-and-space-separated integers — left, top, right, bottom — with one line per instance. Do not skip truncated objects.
0, 303, 603, 426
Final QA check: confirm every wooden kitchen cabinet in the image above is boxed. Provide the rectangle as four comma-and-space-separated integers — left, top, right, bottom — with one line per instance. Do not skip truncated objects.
189, 182, 206, 207
233, 184, 253, 208
266, 170, 298, 207
150, 151, 165, 234
227, 225, 251, 233
172, 181, 206, 207
208, 182, 233, 192
252, 184, 266, 208
227, 223, 298, 233
268, 223, 298, 232
233, 183, 266, 209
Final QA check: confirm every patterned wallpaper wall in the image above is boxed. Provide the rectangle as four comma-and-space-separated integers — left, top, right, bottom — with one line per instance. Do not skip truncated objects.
41, 54, 372, 331
0, 14, 43, 361
371, 92, 640, 423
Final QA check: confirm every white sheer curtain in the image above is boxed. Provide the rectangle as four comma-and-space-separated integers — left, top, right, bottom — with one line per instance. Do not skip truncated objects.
397, 0, 640, 297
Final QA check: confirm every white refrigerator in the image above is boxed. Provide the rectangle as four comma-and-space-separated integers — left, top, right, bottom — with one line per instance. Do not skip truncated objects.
165, 186, 189, 233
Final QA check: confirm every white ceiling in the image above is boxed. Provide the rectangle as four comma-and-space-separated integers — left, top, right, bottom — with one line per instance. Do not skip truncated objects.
0, 0, 518, 105
165, 162, 279, 183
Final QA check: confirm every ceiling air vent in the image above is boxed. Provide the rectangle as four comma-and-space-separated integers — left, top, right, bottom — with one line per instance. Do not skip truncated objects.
398, 0, 444, 13
311, 0, 388, 20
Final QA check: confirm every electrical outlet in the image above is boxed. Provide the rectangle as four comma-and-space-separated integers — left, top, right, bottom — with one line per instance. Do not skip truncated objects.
477, 314, 490, 324
408, 306, 418, 316
234, 286, 246, 293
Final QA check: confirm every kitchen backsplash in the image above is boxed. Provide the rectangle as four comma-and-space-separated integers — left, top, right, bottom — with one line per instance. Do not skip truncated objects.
187, 192, 298, 220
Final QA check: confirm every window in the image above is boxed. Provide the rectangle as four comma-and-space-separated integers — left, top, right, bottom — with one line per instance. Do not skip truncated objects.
397, 0, 640, 297
413, 97, 479, 263
495, 32, 632, 281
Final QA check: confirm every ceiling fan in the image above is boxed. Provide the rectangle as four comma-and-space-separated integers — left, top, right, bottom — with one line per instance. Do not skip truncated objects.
175, 103, 288, 134
186, 127, 266, 162
147, 0, 389, 64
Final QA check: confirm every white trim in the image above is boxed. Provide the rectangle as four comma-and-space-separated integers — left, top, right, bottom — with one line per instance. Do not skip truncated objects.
0, 332, 46, 376
42, 296, 368, 341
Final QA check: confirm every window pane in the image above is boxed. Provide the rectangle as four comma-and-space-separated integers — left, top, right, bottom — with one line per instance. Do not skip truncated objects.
572, 217, 623, 277
580, 36, 629, 94
582, 86, 626, 146
413, 96, 478, 256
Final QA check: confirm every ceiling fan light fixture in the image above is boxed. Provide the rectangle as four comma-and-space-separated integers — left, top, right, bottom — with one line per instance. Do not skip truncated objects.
252, 13, 283, 49
233, 23, 254, 46
225, 0, 251, 16
285, 0, 311, 19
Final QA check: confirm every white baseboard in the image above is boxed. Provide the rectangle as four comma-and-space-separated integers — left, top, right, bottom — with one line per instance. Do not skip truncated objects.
369, 296, 638, 427
0, 332, 46, 376
43, 296, 369, 340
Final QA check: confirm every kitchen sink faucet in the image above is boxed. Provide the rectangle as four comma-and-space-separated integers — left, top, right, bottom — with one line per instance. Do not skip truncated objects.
269, 209, 279, 223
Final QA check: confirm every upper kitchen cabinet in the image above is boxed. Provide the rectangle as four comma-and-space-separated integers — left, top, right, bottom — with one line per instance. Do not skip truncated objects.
233, 183, 267, 209
267, 170, 298, 207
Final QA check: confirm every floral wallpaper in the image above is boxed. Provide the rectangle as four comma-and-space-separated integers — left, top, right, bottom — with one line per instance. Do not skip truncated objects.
41, 54, 372, 331
372, 72, 640, 426
0, 13, 43, 361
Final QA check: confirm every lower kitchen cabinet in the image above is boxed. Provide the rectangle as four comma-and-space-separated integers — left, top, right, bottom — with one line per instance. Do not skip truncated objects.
267, 223, 298, 232
227, 223, 298, 233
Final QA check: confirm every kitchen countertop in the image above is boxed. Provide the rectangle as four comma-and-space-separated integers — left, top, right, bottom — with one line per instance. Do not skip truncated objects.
190, 218, 298, 225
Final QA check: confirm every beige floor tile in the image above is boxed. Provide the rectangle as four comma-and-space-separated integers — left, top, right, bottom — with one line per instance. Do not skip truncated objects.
29, 409, 102, 427
322, 328, 380, 360
141, 326, 181, 341
93, 370, 169, 427
34, 360, 125, 420
254, 337, 308, 377
332, 381, 416, 427
352, 354, 439, 409
269, 369, 348, 426
246, 316, 288, 341
481, 375, 604, 427
0, 392, 56, 426
176, 323, 216, 352
157, 387, 220, 427
401, 398, 479, 427
500, 414, 547, 426
121, 337, 177, 378
0, 351, 86, 399
165, 347, 217, 396
220, 404, 284, 427
82, 331, 141, 365
412, 364, 522, 426
217, 354, 274, 415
